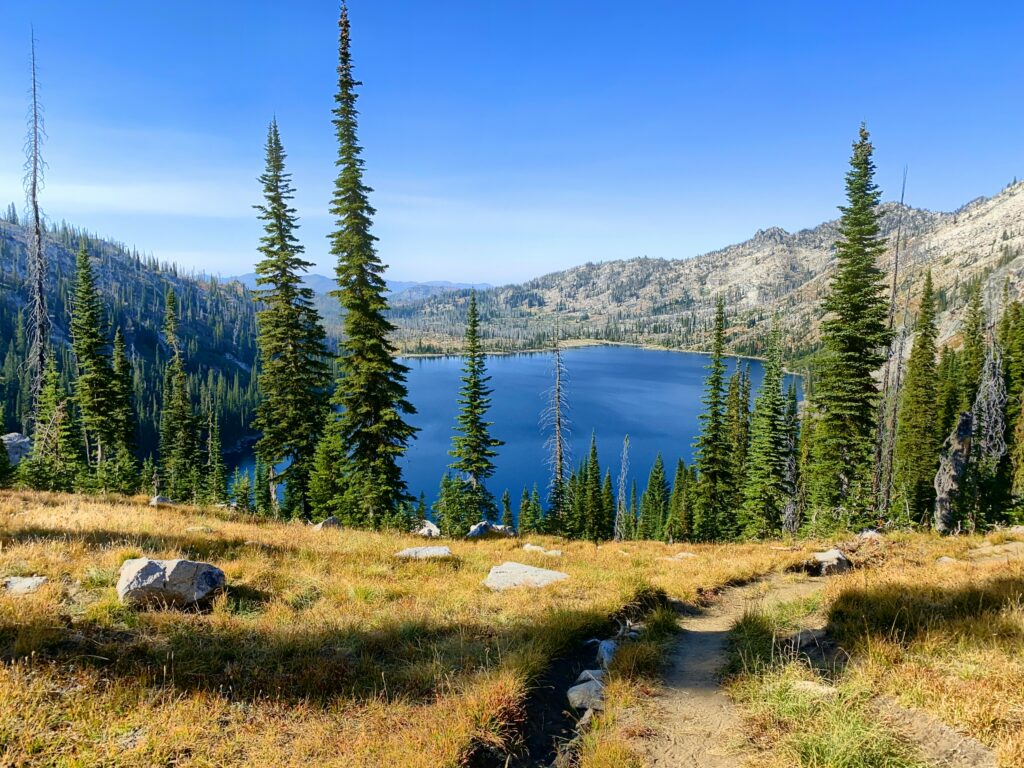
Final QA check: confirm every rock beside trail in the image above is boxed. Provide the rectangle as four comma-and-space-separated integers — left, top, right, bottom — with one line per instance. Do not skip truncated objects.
149, 496, 176, 507
813, 548, 851, 575
575, 669, 605, 685
567, 679, 605, 710
3, 576, 48, 595
416, 519, 441, 538
312, 516, 342, 530
396, 546, 452, 560
2, 433, 31, 466
482, 562, 568, 591
117, 558, 225, 607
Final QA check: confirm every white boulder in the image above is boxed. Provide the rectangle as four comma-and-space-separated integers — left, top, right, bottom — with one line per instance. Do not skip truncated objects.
3, 575, 47, 595
567, 679, 605, 710
466, 521, 516, 538
396, 546, 453, 560
813, 548, 851, 575
117, 558, 225, 607
312, 516, 342, 530
149, 496, 176, 507
2, 433, 30, 466
416, 519, 441, 538
523, 543, 562, 557
482, 562, 569, 591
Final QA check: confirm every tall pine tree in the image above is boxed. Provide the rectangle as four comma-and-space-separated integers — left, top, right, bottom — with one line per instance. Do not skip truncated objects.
693, 297, 732, 540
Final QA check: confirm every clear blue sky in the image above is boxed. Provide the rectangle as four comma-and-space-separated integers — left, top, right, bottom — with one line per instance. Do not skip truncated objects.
1, 2, 1022, 284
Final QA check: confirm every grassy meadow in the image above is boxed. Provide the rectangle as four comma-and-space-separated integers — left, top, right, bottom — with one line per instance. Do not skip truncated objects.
0, 490, 809, 767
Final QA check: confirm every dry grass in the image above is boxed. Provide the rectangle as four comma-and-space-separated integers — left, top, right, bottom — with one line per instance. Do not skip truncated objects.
0, 491, 809, 767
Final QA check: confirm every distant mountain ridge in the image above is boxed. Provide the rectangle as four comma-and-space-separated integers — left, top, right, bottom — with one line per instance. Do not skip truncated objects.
229, 272, 491, 301
388, 181, 1024, 358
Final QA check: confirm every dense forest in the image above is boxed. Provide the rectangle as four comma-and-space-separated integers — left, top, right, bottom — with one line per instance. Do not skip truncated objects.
3, 6, 1023, 543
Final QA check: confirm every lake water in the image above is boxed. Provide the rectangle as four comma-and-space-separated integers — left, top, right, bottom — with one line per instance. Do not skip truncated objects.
238, 345, 800, 505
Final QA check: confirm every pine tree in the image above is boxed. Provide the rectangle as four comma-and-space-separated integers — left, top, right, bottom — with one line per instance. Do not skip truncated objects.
724, 366, 750, 510
518, 487, 537, 533
312, 4, 417, 527
109, 329, 136, 451
664, 459, 692, 542
807, 125, 892, 528
501, 489, 513, 529
231, 468, 253, 514
158, 289, 199, 501
638, 453, 669, 540
0, 435, 11, 488
434, 473, 473, 537
203, 409, 228, 505
935, 348, 962, 440
892, 271, 940, 526
960, 281, 985, 410
18, 356, 85, 491
70, 241, 113, 468
252, 119, 331, 518
545, 335, 571, 531
739, 320, 788, 538
693, 298, 732, 540
449, 293, 503, 520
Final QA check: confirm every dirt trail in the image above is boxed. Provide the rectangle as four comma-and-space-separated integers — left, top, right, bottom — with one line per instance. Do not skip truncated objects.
644, 573, 825, 767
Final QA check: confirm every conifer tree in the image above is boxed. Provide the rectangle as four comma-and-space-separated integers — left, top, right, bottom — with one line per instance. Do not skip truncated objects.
203, 409, 228, 505
70, 242, 113, 467
664, 459, 692, 542
935, 348, 963, 440
545, 336, 571, 531
158, 289, 199, 501
638, 453, 669, 540
231, 468, 253, 514
892, 271, 940, 526
0, 435, 11, 488
530, 484, 543, 530
739, 320, 788, 537
693, 298, 732, 539
807, 125, 892, 528
449, 293, 503, 520
781, 382, 801, 533
252, 119, 330, 518
109, 329, 136, 451
960, 281, 985, 410
724, 366, 750, 509
312, 3, 417, 527
18, 356, 84, 491
518, 487, 537, 533
501, 489, 513, 529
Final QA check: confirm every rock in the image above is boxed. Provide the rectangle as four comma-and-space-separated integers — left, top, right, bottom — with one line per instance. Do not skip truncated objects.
185, 525, 212, 533
813, 548, 851, 575
396, 546, 453, 560
592, 638, 617, 668
577, 708, 596, 730
672, 551, 698, 559
567, 679, 605, 710
2, 433, 31, 466
936, 555, 959, 566
935, 412, 972, 534
116, 558, 225, 607
857, 529, 884, 541
312, 516, 342, 530
544, 549, 562, 557
3, 576, 47, 595
482, 562, 569, 591
792, 627, 828, 650
466, 521, 516, 538
574, 668, 605, 685
149, 495, 176, 507
416, 519, 441, 538
791, 679, 839, 700
492, 523, 516, 537
522, 543, 546, 553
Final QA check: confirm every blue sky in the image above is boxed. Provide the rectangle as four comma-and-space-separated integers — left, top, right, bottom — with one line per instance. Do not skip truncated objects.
1, 2, 1022, 284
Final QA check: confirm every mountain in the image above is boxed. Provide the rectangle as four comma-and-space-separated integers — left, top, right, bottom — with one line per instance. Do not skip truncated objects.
0, 217, 259, 455
389, 181, 1024, 359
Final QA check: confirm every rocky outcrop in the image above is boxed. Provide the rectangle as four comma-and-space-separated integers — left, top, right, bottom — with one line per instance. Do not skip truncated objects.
149, 496, 176, 507
2, 433, 30, 466
116, 558, 225, 607
416, 519, 441, 538
934, 412, 972, 534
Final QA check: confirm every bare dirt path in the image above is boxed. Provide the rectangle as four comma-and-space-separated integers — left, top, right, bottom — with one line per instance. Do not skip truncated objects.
643, 573, 825, 768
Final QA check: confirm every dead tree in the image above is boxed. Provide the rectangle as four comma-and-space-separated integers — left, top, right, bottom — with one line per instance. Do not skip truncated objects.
24, 32, 48, 413
934, 412, 971, 534
614, 434, 630, 541
542, 331, 571, 527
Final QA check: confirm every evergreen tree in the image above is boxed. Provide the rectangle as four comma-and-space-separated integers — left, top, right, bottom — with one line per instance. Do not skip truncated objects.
203, 409, 228, 505
807, 125, 892, 528
530, 484, 543, 532
724, 366, 750, 509
448, 293, 503, 520
518, 487, 537, 534
158, 289, 199, 501
501, 488, 513, 529
960, 281, 985, 410
434, 473, 473, 537
638, 453, 670, 540
312, 4, 417, 526
18, 356, 84, 491
935, 348, 963, 440
231, 468, 254, 515
254, 458, 272, 516
70, 242, 113, 467
252, 119, 331, 518
601, 471, 615, 540
892, 271, 940, 526
739, 320, 788, 538
109, 329, 136, 451
693, 298, 732, 539
781, 382, 801, 533
664, 459, 692, 542
0, 436, 11, 488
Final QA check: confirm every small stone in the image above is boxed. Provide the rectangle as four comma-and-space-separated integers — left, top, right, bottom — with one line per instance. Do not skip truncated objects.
482, 562, 569, 591
574, 669, 605, 685
116, 558, 225, 607
594, 638, 617, 668
149, 495, 176, 507
791, 679, 839, 700
523, 543, 547, 553
3, 576, 48, 595
395, 546, 453, 560
936, 556, 959, 566
312, 516, 342, 530
567, 679, 605, 710
813, 548, 851, 575
416, 519, 441, 538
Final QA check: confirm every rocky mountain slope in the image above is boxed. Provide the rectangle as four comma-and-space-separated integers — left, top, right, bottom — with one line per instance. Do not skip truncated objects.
393, 181, 1024, 359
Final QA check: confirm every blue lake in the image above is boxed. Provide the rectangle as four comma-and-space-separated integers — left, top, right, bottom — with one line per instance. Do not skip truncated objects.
239, 345, 800, 505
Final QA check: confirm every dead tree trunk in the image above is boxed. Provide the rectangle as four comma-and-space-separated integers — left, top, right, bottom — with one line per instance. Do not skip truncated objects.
25, 32, 48, 413
934, 412, 972, 534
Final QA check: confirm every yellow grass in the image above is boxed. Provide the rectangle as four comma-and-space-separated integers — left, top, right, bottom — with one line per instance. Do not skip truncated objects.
0, 491, 809, 767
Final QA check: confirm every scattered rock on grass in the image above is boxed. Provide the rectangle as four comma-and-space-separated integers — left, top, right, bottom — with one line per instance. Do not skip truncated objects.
936, 556, 959, 566
185, 525, 212, 533
482, 562, 568, 591
857, 529, 884, 541
416, 519, 441, 538
523, 543, 562, 557
117, 558, 225, 607
812, 548, 851, 575
467, 521, 516, 538
149, 496, 176, 507
312, 516, 342, 530
395, 546, 452, 560
3, 576, 47, 595
567, 679, 605, 710
792, 627, 828, 650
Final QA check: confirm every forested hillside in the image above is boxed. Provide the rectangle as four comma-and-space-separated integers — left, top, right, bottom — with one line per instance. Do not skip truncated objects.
391, 181, 1024, 359
0, 211, 259, 457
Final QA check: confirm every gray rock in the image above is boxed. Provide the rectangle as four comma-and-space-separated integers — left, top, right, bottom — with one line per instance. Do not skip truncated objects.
3, 575, 48, 595
567, 679, 605, 710
312, 516, 342, 530
2, 433, 31, 467
544, 549, 563, 557
523, 543, 562, 557
813, 548, 851, 575
936, 555, 959, 565
482, 561, 569, 591
466, 520, 516, 538
149, 495, 176, 507
185, 525, 212, 533
396, 546, 453, 560
416, 519, 441, 538
1007, 525, 1024, 537
116, 558, 225, 607
592, 638, 617, 668
574, 668, 605, 685
858, 529, 884, 541
793, 627, 828, 649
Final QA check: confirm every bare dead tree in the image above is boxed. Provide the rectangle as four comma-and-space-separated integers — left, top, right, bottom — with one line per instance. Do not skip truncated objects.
24, 31, 49, 415
542, 330, 571, 527
614, 434, 630, 541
